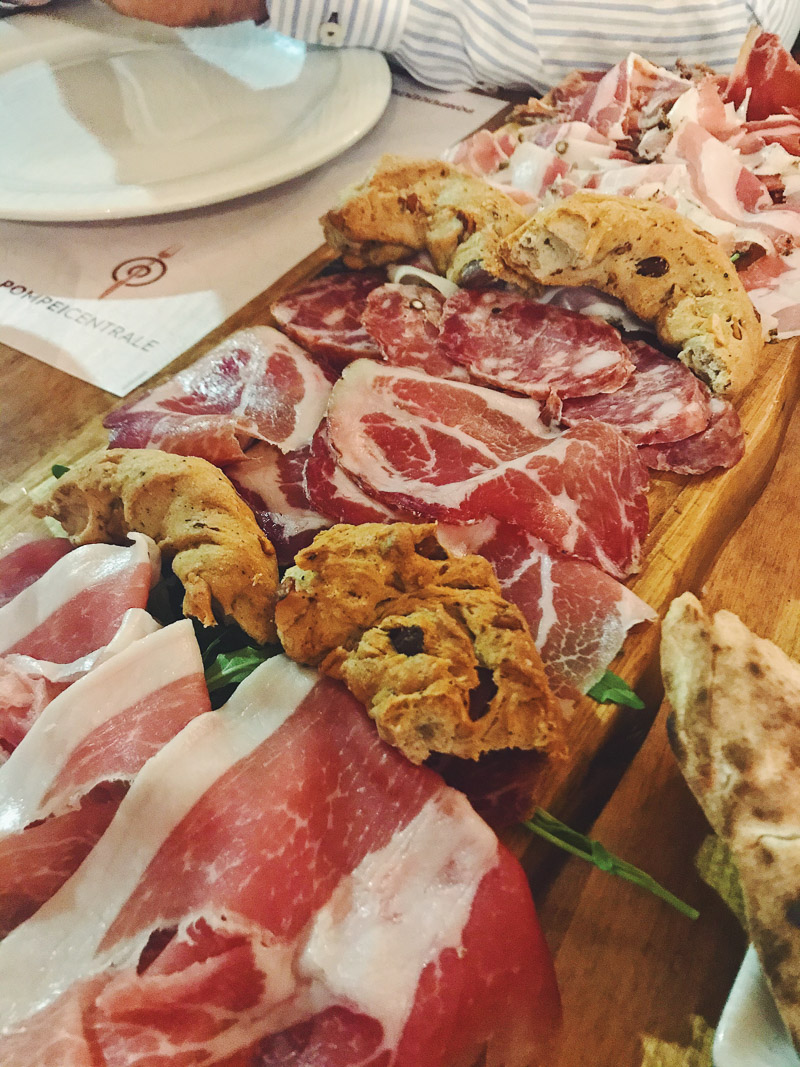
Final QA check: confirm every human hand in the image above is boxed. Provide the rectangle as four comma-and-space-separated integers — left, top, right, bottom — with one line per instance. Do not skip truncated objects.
98, 0, 267, 27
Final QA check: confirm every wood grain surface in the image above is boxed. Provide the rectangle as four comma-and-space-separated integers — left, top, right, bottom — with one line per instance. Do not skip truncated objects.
2, 250, 799, 1067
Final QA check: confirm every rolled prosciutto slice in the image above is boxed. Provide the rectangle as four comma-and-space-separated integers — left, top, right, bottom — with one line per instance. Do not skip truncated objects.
104, 327, 332, 464
560, 339, 713, 445
439, 519, 656, 694
0, 657, 561, 1067
438, 288, 635, 399
0, 619, 210, 937
327, 361, 650, 579
271, 270, 385, 366
225, 441, 330, 565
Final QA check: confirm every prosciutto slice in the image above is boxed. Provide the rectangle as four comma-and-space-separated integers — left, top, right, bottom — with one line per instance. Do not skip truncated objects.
0, 536, 158, 758
0, 619, 210, 937
104, 327, 332, 464
560, 339, 713, 445
439, 519, 656, 694
362, 283, 469, 380
438, 289, 635, 399
0, 657, 561, 1066
327, 361, 650, 579
724, 29, 800, 123
639, 395, 745, 474
0, 535, 72, 607
224, 442, 330, 565
271, 271, 385, 367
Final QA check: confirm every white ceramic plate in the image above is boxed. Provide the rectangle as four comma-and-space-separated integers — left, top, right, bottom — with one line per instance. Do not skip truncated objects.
714, 946, 800, 1067
0, 1, 391, 221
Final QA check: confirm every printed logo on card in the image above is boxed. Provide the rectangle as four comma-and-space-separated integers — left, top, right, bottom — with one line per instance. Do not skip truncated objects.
99, 246, 182, 299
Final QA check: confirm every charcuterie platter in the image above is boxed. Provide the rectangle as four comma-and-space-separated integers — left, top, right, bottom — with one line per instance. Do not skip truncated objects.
1, 24, 800, 1067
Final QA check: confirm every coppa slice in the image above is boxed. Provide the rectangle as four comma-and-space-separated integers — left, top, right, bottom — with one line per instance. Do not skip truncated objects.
560, 339, 713, 445
439, 288, 635, 399
439, 519, 657, 694
639, 394, 744, 474
327, 361, 650, 579
225, 442, 330, 565
271, 270, 384, 366
0, 657, 561, 1066
0, 620, 210, 937
305, 419, 409, 525
104, 326, 332, 464
362, 282, 470, 380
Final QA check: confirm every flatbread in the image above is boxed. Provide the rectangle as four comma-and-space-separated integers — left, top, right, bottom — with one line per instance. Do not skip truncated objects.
661, 592, 800, 1050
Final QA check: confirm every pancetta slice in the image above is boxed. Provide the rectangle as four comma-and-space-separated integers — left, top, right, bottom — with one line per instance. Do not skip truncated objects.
224, 441, 330, 565
104, 327, 332, 464
362, 283, 470, 380
0, 620, 210, 936
560, 339, 713, 445
638, 395, 745, 474
439, 519, 656, 694
271, 271, 385, 367
438, 289, 635, 399
0, 658, 561, 1067
327, 361, 650, 579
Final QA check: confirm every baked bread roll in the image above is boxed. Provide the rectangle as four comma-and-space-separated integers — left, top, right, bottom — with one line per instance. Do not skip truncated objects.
502, 192, 763, 396
321, 154, 530, 288
661, 592, 800, 1051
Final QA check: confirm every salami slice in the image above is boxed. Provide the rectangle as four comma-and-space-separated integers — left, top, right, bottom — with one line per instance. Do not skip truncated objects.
560, 339, 713, 444
438, 289, 635, 399
305, 421, 406, 525
224, 442, 330, 565
271, 271, 385, 367
638, 396, 745, 474
362, 284, 469, 380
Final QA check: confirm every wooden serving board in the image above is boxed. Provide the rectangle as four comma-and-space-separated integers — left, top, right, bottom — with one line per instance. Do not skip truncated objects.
2, 245, 800, 875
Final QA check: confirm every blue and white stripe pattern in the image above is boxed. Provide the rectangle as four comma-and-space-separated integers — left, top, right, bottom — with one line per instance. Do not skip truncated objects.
268, 0, 800, 91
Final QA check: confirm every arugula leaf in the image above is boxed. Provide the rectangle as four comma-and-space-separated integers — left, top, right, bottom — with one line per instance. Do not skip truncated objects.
587, 669, 644, 709
523, 808, 699, 920
51, 464, 70, 479
204, 645, 276, 693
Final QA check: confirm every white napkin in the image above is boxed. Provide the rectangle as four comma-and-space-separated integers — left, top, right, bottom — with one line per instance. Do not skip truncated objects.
0, 28, 502, 397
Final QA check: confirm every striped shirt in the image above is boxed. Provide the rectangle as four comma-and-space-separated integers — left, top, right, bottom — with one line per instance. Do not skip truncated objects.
268, 0, 800, 91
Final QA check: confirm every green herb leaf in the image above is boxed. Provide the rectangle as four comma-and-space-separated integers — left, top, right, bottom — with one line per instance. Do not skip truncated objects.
51, 464, 70, 479
204, 645, 275, 693
587, 669, 645, 709
523, 808, 699, 920
730, 251, 742, 263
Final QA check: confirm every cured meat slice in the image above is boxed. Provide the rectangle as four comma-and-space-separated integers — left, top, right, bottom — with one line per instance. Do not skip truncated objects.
638, 395, 745, 475
439, 519, 656, 694
327, 361, 650, 579
0, 535, 72, 607
305, 419, 406, 525
271, 271, 385, 367
438, 289, 635, 399
0, 620, 210, 937
362, 283, 469, 380
0, 608, 159, 763
0, 657, 561, 1066
724, 29, 800, 123
225, 442, 330, 565
560, 339, 713, 445
104, 327, 332, 464
0, 534, 155, 663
